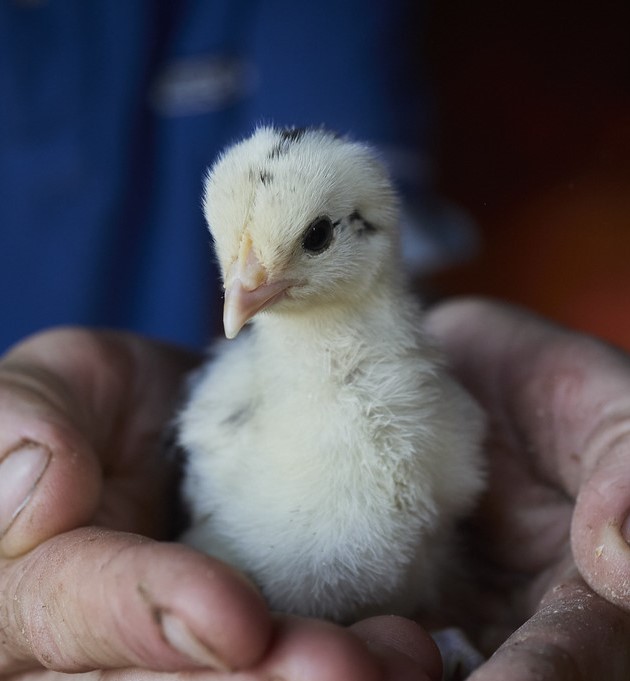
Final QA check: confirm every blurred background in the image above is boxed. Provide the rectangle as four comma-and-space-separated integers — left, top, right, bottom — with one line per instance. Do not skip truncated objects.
1, 1, 628, 353
424, 0, 630, 350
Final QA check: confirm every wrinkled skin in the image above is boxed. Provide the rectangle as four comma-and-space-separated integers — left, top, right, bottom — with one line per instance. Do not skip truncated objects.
426, 299, 630, 680
1, 298, 630, 681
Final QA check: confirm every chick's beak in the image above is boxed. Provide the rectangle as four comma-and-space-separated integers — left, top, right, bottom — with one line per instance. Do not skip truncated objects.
223, 234, 290, 339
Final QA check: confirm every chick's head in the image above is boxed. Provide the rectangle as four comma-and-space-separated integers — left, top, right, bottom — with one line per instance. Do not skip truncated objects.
203, 126, 400, 338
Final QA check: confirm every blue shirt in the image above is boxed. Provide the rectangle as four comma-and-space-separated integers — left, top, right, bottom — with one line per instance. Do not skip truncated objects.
0, 0, 443, 352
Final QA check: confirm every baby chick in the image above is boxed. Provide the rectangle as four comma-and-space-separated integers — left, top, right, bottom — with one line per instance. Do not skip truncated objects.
177, 126, 485, 623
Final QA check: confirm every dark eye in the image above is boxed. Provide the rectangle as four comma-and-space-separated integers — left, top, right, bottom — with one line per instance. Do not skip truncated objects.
302, 216, 334, 254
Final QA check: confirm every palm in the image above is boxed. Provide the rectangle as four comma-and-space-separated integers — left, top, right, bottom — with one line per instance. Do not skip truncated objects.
426, 300, 630, 680
459, 413, 577, 653
83, 334, 198, 539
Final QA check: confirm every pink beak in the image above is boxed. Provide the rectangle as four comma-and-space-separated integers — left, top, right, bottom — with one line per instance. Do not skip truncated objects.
223, 234, 290, 339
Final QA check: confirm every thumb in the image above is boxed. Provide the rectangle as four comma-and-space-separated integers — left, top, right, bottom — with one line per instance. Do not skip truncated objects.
0, 528, 271, 675
572, 442, 630, 612
0, 357, 101, 557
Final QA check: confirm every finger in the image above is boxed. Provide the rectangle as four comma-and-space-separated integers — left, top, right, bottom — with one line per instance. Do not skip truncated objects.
468, 574, 630, 681
351, 616, 442, 681
0, 328, 197, 557
571, 451, 630, 611
4, 617, 441, 681
0, 347, 102, 558
213, 615, 436, 681
245, 616, 383, 681
0, 528, 270, 675
4, 617, 408, 681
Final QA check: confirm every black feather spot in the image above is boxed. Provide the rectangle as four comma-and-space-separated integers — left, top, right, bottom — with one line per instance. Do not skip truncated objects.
259, 169, 273, 186
268, 127, 309, 160
268, 143, 284, 160
349, 210, 377, 235
279, 127, 307, 143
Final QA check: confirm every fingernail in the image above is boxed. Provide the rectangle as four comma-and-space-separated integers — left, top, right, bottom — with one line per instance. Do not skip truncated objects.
160, 612, 231, 672
0, 442, 51, 538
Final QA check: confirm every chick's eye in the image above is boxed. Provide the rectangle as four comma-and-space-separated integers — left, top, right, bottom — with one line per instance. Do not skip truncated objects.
302, 217, 334, 254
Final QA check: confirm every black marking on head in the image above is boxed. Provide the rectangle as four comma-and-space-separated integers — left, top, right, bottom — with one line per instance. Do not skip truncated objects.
268, 126, 309, 160
268, 143, 286, 161
280, 127, 307, 143
268, 143, 284, 160
259, 169, 273, 186
349, 210, 378, 235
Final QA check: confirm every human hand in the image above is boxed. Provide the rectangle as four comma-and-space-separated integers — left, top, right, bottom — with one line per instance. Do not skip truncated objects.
425, 298, 630, 680
0, 327, 441, 681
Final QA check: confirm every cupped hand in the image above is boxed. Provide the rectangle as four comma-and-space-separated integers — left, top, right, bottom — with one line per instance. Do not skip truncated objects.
425, 298, 630, 681
0, 327, 440, 681
10, 297, 629, 681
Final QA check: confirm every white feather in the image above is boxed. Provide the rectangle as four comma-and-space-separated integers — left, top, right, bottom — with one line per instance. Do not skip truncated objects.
177, 126, 485, 622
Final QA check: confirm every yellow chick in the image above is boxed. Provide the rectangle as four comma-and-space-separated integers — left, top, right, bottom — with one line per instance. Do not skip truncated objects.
177, 126, 485, 622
